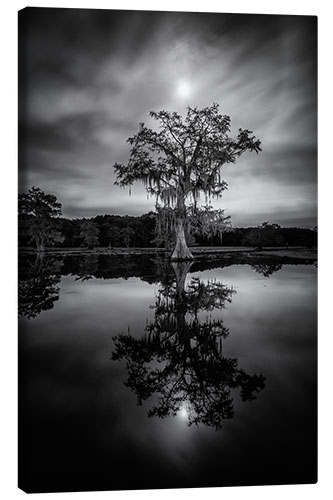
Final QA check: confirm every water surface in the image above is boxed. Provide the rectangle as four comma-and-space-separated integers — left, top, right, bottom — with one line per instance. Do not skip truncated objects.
18, 253, 317, 492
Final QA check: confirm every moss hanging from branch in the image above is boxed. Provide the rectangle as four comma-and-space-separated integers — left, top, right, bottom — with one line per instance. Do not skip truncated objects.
113, 103, 261, 260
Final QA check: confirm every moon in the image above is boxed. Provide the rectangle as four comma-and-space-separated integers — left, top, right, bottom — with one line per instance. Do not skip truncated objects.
176, 81, 192, 99
179, 407, 188, 419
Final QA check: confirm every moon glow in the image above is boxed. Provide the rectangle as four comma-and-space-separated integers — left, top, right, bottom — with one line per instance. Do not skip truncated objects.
177, 81, 191, 99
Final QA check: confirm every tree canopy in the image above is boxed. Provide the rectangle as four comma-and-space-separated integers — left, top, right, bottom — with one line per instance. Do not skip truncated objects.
18, 186, 62, 218
79, 220, 100, 249
18, 186, 63, 251
113, 103, 261, 260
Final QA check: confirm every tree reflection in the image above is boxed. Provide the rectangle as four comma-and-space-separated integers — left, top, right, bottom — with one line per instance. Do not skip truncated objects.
251, 260, 283, 277
112, 262, 265, 429
74, 254, 99, 282
18, 254, 62, 319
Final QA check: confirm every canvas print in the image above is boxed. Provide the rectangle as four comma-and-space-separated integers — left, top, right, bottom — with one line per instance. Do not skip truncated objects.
18, 8, 317, 493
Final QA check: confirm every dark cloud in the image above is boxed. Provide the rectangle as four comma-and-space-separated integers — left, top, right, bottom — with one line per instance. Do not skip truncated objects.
18, 8, 317, 227
223, 145, 317, 187
22, 111, 110, 153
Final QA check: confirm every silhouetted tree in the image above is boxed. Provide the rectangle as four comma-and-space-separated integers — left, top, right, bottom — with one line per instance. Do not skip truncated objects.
119, 226, 135, 248
113, 103, 261, 261
105, 225, 120, 248
79, 220, 100, 249
242, 222, 285, 248
18, 186, 63, 251
112, 262, 265, 429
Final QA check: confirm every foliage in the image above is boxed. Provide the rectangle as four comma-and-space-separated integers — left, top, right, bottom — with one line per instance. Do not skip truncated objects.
113, 103, 261, 259
188, 204, 232, 243
18, 210, 318, 250
105, 224, 120, 247
114, 104, 261, 203
153, 206, 177, 249
241, 222, 285, 248
153, 204, 231, 248
17, 189, 317, 251
18, 186, 63, 251
79, 219, 100, 249
18, 186, 62, 218
119, 226, 135, 248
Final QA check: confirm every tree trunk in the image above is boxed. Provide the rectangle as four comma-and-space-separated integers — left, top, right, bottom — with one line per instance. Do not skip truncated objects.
171, 261, 193, 362
171, 219, 193, 261
36, 235, 45, 252
35, 251, 45, 271
171, 261, 193, 299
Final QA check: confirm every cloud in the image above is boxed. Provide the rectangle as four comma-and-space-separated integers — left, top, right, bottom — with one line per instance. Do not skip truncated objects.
21, 111, 133, 153
223, 145, 317, 187
19, 8, 317, 227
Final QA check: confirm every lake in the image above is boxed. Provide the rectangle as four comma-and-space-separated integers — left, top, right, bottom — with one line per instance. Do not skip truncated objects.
18, 253, 317, 492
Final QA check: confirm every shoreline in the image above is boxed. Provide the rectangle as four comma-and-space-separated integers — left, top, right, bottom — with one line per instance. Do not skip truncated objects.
18, 246, 317, 262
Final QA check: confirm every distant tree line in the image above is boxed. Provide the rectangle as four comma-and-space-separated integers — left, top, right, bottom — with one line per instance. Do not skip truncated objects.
18, 212, 317, 250
18, 187, 317, 250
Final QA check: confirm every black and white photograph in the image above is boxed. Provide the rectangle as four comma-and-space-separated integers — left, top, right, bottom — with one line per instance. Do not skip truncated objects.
17, 6, 318, 494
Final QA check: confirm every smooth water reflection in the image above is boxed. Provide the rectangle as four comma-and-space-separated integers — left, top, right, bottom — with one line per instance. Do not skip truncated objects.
18, 253, 317, 492
112, 261, 265, 429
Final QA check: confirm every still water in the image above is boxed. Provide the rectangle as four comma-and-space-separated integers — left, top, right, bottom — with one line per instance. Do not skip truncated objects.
18, 253, 317, 492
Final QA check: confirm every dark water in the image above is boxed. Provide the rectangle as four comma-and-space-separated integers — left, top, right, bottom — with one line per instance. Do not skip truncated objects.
18, 253, 317, 492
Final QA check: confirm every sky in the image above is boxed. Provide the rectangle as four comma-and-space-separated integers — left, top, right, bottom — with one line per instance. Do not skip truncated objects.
18, 8, 317, 227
